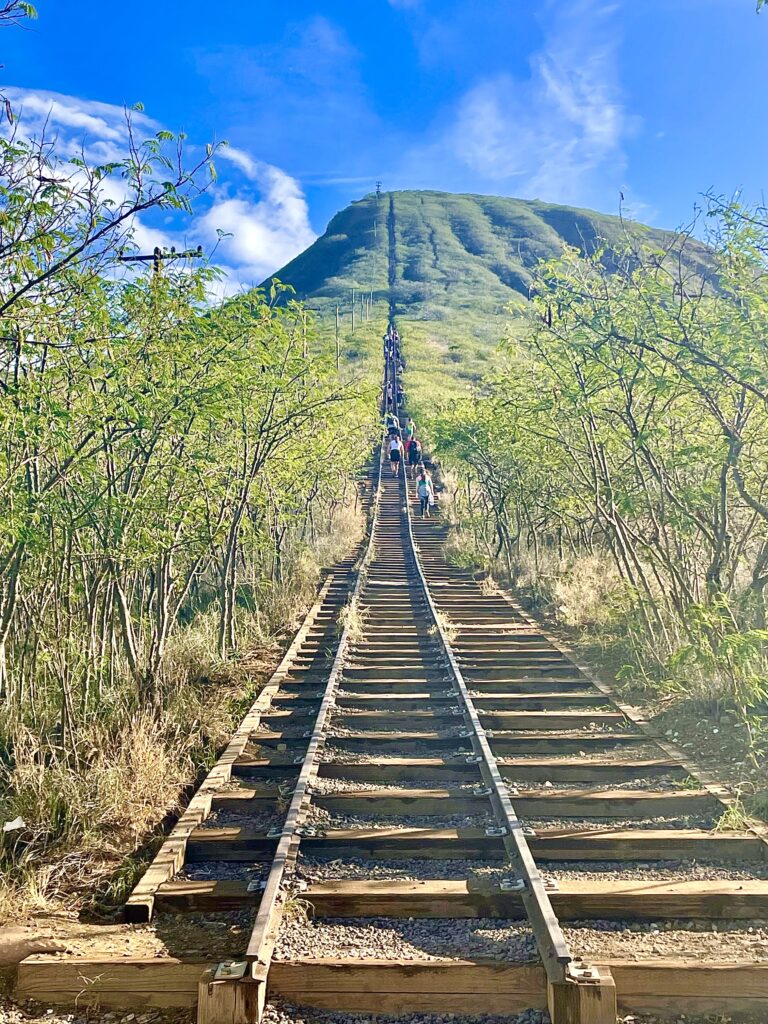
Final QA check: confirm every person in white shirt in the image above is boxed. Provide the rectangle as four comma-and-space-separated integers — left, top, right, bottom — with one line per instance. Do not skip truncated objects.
388, 434, 404, 477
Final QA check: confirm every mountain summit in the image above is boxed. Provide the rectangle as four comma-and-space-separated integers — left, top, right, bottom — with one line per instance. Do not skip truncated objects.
264, 190, 711, 381
265, 190, 705, 322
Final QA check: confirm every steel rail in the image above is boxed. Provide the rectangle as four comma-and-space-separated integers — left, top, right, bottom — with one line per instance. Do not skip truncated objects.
388, 347, 617, 1020
399, 457, 572, 980
241, 443, 386, 999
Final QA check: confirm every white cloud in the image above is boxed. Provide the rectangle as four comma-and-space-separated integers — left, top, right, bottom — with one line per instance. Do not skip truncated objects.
3, 87, 316, 292
4, 87, 160, 161
197, 164, 316, 285
401, 0, 632, 207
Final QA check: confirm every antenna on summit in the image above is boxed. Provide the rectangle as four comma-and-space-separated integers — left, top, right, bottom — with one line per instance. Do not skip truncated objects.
375, 181, 382, 199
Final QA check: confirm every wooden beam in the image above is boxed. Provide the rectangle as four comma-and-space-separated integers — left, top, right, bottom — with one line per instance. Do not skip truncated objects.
124, 576, 338, 923
267, 959, 548, 1014
308, 787, 714, 818
186, 825, 763, 862
197, 968, 263, 1024
330, 710, 626, 730
607, 959, 768, 1014
549, 964, 616, 1024
16, 957, 212, 1008
311, 756, 682, 783
17, 955, 768, 1015
297, 878, 768, 920
268, 958, 768, 1016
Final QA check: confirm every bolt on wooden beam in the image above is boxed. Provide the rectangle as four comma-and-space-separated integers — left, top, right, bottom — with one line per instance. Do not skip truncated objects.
197, 965, 263, 1024
548, 963, 617, 1024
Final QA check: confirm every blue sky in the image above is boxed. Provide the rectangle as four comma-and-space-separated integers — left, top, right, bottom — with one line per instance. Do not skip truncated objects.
5, 0, 768, 291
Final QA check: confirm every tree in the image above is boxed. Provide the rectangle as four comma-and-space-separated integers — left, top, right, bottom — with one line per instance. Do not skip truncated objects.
421, 203, 768, 716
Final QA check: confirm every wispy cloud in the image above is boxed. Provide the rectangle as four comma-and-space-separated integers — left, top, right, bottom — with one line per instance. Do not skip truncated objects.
5, 87, 160, 161
3, 87, 317, 295
400, 0, 633, 207
198, 155, 316, 288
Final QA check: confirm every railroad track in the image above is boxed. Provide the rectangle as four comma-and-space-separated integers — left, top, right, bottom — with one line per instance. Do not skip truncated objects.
16, 347, 768, 1023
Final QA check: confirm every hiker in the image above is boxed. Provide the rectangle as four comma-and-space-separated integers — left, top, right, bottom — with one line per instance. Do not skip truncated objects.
396, 383, 405, 407
388, 434, 404, 476
403, 417, 415, 444
386, 411, 400, 437
408, 436, 423, 478
416, 468, 435, 518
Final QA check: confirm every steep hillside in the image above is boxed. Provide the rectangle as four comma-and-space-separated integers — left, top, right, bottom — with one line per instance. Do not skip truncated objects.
265, 190, 711, 390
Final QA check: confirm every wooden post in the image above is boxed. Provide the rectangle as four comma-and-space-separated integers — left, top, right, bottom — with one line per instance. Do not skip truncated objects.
351, 289, 355, 333
548, 964, 616, 1024
335, 305, 340, 371
197, 967, 263, 1024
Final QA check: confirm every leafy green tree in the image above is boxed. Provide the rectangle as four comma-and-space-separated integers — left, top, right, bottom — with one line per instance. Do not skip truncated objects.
424, 203, 768, 714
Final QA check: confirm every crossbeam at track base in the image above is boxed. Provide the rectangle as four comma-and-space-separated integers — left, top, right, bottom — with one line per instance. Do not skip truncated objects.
548, 963, 616, 1024
197, 967, 263, 1024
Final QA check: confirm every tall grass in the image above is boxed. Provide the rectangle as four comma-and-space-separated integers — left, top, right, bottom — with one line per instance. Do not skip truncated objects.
0, 498, 364, 920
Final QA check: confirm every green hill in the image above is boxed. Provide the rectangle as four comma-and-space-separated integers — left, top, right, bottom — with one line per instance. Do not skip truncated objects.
265, 189, 711, 392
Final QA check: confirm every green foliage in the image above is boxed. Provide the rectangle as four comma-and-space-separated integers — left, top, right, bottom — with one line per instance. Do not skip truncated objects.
266, 189, 711, 405
412, 200, 768, 747
0, 116, 379, 910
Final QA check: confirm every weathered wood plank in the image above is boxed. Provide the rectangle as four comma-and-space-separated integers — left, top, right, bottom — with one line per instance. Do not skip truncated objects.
268, 958, 768, 1015
185, 825, 763, 862
15, 957, 212, 1008
124, 575, 340, 923
311, 756, 682, 784
18, 955, 768, 1015
307, 787, 714, 818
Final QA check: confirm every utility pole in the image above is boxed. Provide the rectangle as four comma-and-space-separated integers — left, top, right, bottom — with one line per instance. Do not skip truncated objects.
335, 305, 340, 371
118, 244, 204, 273
351, 289, 355, 333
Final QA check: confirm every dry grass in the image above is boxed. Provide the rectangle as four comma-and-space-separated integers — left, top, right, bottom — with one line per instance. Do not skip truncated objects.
552, 554, 627, 628
337, 601, 366, 644
0, 495, 366, 923
434, 610, 458, 644
0, 675, 265, 921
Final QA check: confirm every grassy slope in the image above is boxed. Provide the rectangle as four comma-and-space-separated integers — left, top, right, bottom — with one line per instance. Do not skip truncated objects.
267, 192, 766, 826
267, 189, 709, 405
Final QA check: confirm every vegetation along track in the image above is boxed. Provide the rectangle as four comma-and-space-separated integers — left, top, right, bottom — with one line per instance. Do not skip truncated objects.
15, 349, 768, 1023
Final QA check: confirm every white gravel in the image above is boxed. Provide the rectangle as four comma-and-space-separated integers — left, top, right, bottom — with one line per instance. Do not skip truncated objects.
312, 779, 482, 794
174, 860, 269, 882
295, 857, 512, 883
304, 806, 493, 831
262, 999, 551, 1024
521, 814, 716, 831
544, 859, 768, 881
503, 775, 685, 792
321, 744, 451, 761
197, 809, 284, 831
275, 917, 538, 961
565, 919, 768, 961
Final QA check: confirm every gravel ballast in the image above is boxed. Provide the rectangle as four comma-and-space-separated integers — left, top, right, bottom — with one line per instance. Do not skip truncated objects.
276, 916, 538, 961
304, 807, 494, 831
565, 918, 768, 961
263, 1000, 551, 1024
